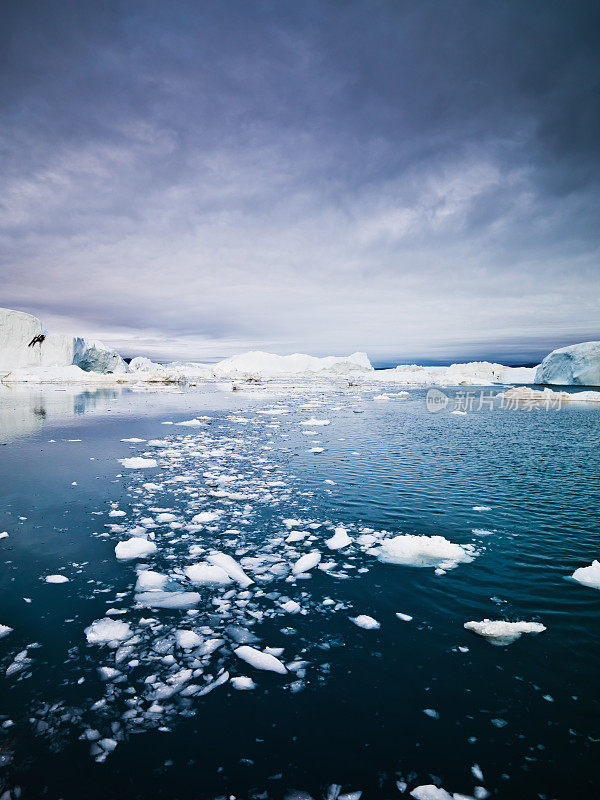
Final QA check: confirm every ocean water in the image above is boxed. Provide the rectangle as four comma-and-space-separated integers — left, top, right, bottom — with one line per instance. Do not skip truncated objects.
0, 382, 599, 800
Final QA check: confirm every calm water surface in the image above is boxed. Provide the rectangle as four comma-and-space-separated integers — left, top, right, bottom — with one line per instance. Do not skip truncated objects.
0, 382, 598, 800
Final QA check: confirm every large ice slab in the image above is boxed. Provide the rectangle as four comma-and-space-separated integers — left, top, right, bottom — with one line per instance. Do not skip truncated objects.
535, 341, 600, 386
213, 350, 373, 378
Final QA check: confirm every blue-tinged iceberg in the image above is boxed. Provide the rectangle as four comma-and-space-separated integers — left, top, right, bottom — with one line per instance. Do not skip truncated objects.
535, 341, 600, 386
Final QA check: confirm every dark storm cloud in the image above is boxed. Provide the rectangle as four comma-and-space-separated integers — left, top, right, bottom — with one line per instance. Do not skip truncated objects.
1, 0, 599, 362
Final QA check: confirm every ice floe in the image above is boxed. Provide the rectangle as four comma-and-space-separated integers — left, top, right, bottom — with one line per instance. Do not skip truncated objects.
571, 560, 600, 590
234, 645, 288, 674
377, 534, 477, 570
85, 618, 132, 646
350, 615, 380, 630
118, 457, 158, 469
463, 619, 546, 645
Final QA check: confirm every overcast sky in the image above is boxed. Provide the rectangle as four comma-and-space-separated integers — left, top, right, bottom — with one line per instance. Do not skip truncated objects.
1, 0, 599, 364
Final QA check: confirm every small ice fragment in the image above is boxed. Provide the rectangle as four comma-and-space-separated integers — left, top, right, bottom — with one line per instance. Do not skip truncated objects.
309, 447, 324, 454
571, 560, 600, 590
471, 764, 484, 782
300, 418, 330, 426
175, 630, 202, 649
156, 512, 177, 523
135, 570, 168, 592
121, 438, 146, 442
184, 563, 232, 586
472, 506, 491, 511
207, 552, 253, 587
231, 676, 256, 690
463, 619, 546, 646
191, 511, 222, 525
85, 618, 132, 645
281, 600, 301, 614
0, 532, 8, 539
292, 551, 321, 575
118, 457, 157, 469
423, 708, 439, 719
135, 591, 200, 610
45, 575, 69, 584
410, 785, 452, 800
115, 538, 157, 560
0, 624, 13, 639
395, 612, 413, 622
109, 510, 126, 517
378, 534, 475, 570
234, 645, 288, 674
351, 615, 380, 630
326, 527, 352, 550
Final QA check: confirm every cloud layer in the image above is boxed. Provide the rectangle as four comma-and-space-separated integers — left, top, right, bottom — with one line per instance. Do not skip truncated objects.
1, 0, 599, 363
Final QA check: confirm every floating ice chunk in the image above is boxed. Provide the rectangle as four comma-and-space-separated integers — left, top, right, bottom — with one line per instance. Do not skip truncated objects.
109, 510, 126, 517
175, 630, 202, 649
135, 591, 200, 609
410, 786, 452, 800
234, 645, 288, 674
115, 538, 157, 560
300, 418, 331, 426
472, 506, 491, 511
464, 619, 546, 645
571, 560, 600, 590
156, 512, 177, 523
326, 526, 352, 550
191, 511, 222, 525
85, 618, 132, 645
231, 676, 256, 690
135, 570, 168, 592
471, 764, 484, 782
309, 447, 324, 454
281, 600, 301, 614
207, 552, 253, 587
0, 624, 13, 639
378, 534, 476, 570
373, 394, 390, 401
121, 437, 146, 442
0, 531, 9, 539
286, 530, 308, 543
118, 457, 158, 469
45, 575, 69, 584
292, 551, 321, 575
184, 563, 232, 586
395, 612, 413, 622
351, 615, 380, 630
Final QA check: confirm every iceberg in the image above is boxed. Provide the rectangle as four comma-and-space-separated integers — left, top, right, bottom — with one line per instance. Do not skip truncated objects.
85, 618, 132, 645
212, 350, 373, 378
536, 341, 600, 386
114, 538, 157, 560
234, 645, 288, 674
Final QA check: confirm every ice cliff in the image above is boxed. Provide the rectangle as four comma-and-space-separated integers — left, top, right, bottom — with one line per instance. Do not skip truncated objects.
0, 308, 127, 374
535, 341, 600, 387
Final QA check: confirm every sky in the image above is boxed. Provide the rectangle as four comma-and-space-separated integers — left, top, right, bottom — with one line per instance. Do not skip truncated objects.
1, 0, 599, 365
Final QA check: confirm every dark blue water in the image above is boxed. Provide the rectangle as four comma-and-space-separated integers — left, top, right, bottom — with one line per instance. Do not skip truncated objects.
0, 383, 598, 800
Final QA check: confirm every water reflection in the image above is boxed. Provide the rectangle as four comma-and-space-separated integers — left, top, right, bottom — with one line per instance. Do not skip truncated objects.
0, 385, 120, 441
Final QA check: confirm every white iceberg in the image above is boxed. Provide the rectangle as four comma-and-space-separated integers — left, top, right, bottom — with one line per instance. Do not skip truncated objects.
213, 350, 373, 378
234, 645, 288, 674
571, 560, 600, 590
377, 534, 476, 570
350, 615, 380, 630
464, 619, 546, 645
536, 341, 600, 386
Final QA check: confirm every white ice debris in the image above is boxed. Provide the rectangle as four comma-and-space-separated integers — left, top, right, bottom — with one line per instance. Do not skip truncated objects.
45, 574, 69, 584
377, 534, 476, 570
135, 591, 201, 609
135, 570, 168, 591
118, 457, 158, 469
191, 511, 222, 524
0, 624, 13, 639
115, 538, 157, 560
350, 615, 381, 630
234, 645, 288, 674
326, 526, 352, 550
410, 786, 453, 800
184, 563, 233, 586
292, 551, 322, 575
231, 676, 256, 690
571, 560, 600, 590
464, 619, 546, 645
300, 417, 331, 426
85, 618, 132, 645
207, 552, 253, 587
395, 612, 413, 622
175, 630, 202, 649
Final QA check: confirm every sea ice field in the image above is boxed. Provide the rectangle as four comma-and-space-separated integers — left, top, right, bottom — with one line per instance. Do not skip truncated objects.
0, 380, 599, 800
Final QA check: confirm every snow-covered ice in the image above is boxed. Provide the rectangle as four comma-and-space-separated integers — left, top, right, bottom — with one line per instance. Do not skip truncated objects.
118, 457, 158, 469
350, 615, 380, 630
85, 618, 132, 645
571, 560, 600, 590
377, 534, 476, 570
234, 645, 288, 674
115, 538, 157, 560
464, 619, 546, 645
